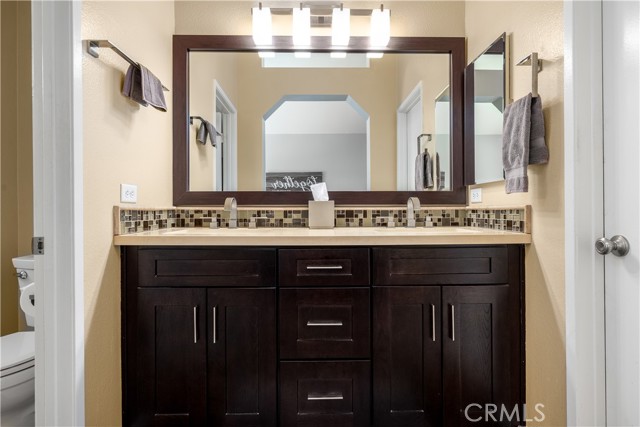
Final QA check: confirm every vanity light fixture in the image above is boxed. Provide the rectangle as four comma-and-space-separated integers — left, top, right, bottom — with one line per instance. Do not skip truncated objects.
331, 5, 350, 47
292, 5, 311, 47
369, 5, 390, 48
252, 3, 273, 46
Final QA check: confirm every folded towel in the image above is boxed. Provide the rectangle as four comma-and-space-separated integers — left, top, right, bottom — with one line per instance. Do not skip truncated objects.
529, 96, 549, 164
414, 152, 425, 191
196, 119, 222, 147
140, 64, 167, 112
424, 149, 434, 189
122, 64, 167, 112
503, 92, 549, 193
122, 65, 147, 106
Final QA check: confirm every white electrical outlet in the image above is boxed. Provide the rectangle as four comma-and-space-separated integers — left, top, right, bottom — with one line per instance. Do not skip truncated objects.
120, 184, 138, 203
470, 188, 482, 203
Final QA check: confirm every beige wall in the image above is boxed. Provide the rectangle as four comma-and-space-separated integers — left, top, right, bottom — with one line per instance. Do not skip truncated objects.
189, 52, 239, 191
465, 2, 565, 425
1, 1, 32, 336
82, 1, 174, 424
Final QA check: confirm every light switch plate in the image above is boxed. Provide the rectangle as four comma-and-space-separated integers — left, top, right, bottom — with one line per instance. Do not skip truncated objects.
120, 184, 138, 203
470, 188, 482, 203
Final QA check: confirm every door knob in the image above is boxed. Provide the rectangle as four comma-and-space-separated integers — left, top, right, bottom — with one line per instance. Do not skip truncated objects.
595, 235, 630, 257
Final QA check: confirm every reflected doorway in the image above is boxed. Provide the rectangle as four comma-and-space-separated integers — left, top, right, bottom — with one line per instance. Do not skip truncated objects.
263, 95, 370, 192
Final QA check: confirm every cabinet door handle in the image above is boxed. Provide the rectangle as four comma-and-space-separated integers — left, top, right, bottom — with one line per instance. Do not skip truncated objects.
193, 306, 198, 344
431, 304, 436, 342
305, 265, 343, 270
450, 304, 455, 341
307, 320, 343, 327
212, 306, 217, 344
307, 392, 343, 401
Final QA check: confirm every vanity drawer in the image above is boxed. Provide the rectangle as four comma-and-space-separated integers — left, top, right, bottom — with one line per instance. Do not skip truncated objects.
279, 288, 370, 359
280, 361, 371, 427
137, 248, 276, 287
278, 248, 370, 287
373, 246, 509, 285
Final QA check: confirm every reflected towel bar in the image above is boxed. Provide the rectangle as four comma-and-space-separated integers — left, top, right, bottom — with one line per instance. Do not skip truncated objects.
516, 52, 542, 98
85, 39, 169, 91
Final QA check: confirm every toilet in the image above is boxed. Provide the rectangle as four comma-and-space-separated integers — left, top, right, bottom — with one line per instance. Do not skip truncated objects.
0, 255, 35, 426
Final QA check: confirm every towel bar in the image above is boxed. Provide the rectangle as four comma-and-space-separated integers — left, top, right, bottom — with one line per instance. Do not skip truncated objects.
516, 52, 542, 97
85, 40, 169, 91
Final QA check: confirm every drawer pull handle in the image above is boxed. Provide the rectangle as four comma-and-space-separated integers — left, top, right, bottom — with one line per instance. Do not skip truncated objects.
306, 265, 344, 270
212, 306, 217, 344
193, 306, 198, 344
307, 392, 344, 401
306, 320, 343, 327
431, 304, 436, 342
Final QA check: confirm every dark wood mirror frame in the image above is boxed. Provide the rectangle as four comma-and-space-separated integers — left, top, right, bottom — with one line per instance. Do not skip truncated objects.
173, 35, 466, 206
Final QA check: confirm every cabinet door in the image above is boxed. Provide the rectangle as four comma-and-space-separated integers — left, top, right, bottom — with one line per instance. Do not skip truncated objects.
442, 285, 519, 427
208, 288, 277, 426
373, 286, 442, 427
129, 288, 207, 426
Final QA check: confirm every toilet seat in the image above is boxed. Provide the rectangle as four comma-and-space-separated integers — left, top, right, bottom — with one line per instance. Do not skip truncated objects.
0, 332, 35, 374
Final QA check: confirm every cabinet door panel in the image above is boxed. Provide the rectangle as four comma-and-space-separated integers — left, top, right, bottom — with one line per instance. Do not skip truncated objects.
129, 288, 207, 426
208, 288, 277, 426
373, 287, 442, 427
443, 285, 518, 427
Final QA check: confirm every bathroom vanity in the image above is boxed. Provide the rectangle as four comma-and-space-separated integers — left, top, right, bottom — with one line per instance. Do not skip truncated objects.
118, 229, 526, 427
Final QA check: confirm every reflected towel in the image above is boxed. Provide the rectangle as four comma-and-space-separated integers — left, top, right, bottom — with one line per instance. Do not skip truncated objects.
424, 149, 434, 189
414, 152, 424, 191
196, 119, 222, 147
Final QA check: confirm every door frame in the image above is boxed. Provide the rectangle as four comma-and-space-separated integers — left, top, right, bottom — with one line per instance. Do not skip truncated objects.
397, 82, 423, 190
213, 80, 237, 191
32, 1, 85, 425
564, 1, 606, 425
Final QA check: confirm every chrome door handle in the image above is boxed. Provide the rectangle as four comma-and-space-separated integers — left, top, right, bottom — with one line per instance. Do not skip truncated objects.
193, 306, 198, 344
212, 306, 217, 344
450, 304, 455, 341
306, 265, 344, 270
595, 235, 630, 257
431, 304, 436, 342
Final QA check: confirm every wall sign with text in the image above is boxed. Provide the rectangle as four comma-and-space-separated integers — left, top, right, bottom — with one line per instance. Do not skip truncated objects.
266, 172, 323, 192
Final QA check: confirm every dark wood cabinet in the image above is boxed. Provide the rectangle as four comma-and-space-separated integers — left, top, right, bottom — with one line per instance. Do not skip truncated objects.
123, 247, 277, 427
122, 245, 524, 427
128, 288, 207, 426
373, 286, 442, 427
372, 246, 524, 427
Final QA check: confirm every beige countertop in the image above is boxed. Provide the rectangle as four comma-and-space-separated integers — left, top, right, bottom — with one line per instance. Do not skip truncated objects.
114, 226, 531, 246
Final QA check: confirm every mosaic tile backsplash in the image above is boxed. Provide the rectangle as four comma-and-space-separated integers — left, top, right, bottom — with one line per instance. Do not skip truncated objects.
116, 206, 530, 235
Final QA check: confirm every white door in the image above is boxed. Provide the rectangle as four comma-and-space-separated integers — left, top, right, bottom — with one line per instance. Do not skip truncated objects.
406, 99, 423, 190
603, 1, 640, 425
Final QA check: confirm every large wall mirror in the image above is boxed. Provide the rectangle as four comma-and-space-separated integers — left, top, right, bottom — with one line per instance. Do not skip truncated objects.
464, 33, 509, 185
174, 36, 465, 205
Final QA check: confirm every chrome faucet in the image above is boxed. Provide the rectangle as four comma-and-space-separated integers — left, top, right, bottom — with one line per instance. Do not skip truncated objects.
406, 197, 420, 228
224, 197, 237, 228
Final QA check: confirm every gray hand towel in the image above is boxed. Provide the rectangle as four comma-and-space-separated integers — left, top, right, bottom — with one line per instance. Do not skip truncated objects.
139, 64, 167, 112
424, 150, 434, 189
503, 93, 532, 193
196, 119, 222, 147
414, 152, 424, 191
122, 65, 147, 106
529, 96, 548, 164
